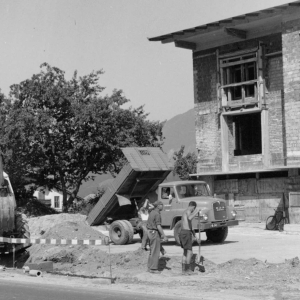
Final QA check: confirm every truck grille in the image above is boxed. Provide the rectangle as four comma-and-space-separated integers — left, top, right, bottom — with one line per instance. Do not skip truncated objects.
213, 201, 227, 220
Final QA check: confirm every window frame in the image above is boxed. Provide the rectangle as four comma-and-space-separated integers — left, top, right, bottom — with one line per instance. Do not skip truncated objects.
219, 45, 263, 111
54, 196, 60, 208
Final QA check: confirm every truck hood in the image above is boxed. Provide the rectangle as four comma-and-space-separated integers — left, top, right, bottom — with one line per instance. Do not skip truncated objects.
178, 196, 225, 208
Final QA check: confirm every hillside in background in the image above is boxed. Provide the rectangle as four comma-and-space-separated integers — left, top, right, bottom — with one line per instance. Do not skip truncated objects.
78, 108, 196, 197
161, 108, 196, 158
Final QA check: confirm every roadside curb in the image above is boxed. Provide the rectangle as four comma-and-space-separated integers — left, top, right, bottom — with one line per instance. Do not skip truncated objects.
0, 269, 114, 286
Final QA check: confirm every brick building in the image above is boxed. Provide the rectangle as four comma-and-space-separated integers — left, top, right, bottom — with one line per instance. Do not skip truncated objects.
149, 1, 300, 223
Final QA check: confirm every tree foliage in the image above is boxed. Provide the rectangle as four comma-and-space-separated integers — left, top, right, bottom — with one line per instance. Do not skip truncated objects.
173, 146, 197, 180
2, 63, 163, 211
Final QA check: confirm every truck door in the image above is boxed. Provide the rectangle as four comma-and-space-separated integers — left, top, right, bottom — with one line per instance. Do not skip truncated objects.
160, 186, 175, 226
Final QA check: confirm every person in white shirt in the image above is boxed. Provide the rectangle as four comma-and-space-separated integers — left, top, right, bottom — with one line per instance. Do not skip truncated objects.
138, 199, 153, 250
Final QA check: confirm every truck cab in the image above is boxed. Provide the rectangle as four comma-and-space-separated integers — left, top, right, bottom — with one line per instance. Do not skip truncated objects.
157, 181, 238, 244
87, 147, 238, 245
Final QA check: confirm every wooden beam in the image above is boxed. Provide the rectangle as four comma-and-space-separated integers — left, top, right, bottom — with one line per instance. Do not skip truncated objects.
225, 27, 247, 39
183, 29, 196, 33
207, 22, 220, 27
175, 40, 197, 50
245, 13, 260, 17
289, 2, 300, 6
261, 109, 270, 168
221, 115, 229, 172
232, 15, 246, 20
219, 19, 234, 25
161, 37, 175, 44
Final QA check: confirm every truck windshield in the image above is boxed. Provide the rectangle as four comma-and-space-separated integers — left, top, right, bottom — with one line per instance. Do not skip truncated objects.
176, 183, 210, 199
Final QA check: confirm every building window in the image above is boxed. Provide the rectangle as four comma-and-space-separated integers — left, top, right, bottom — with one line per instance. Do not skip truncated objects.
54, 196, 60, 208
220, 48, 262, 110
233, 113, 262, 156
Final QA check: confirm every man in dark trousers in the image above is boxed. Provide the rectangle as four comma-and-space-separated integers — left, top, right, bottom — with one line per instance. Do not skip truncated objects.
180, 201, 201, 275
146, 200, 168, 274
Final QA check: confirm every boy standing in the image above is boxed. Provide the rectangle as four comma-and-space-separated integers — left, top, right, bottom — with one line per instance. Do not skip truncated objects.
180, 201, 201, 275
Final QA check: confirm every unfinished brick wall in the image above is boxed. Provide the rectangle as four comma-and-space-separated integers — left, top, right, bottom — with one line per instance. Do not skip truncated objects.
221, 34, 283, 170
282, 18, 300, 165
194, 34, 286, 173
193, 51, 222, 172
266, 53, 284, 166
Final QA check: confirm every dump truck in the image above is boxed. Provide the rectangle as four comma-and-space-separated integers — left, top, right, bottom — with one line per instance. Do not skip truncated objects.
87, 147, 239, 245
0, 156, 30, 254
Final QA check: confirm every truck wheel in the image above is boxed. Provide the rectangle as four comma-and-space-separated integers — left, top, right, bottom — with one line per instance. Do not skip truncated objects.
15, 213, 30, 239
173, 220, 182, 246
206, 227, 228, 243
109, 220, 129, 245
121, 220, 134, 244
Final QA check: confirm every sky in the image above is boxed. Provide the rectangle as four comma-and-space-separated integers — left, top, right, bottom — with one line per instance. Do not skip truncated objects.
0, 0, 292, 122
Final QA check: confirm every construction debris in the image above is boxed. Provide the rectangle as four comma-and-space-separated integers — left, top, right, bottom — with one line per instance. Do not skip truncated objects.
29, 270, 42, 277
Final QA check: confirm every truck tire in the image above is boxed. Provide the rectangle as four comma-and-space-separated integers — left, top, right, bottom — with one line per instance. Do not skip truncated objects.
173, 220, 182, 246
206, 227, 228, 243
109, 220, 129, 245
15, 213, 30, 239
121, 220, 134, 244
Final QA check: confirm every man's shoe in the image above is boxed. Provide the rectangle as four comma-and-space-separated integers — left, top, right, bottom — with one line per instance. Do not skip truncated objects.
186, 264, 197, 276
149, 269, 161, 274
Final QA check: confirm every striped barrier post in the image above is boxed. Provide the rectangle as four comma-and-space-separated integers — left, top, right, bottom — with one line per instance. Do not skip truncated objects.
0, 237, 106, 246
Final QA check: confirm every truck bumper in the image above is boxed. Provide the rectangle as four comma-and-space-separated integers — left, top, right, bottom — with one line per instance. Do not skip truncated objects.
199, 219, 239, 231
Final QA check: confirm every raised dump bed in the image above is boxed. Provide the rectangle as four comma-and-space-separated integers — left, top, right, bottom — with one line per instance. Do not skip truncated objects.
87, 147, 173, 237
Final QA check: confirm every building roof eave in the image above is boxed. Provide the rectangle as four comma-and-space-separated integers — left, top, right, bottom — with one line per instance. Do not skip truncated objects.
148, 1, 300, 45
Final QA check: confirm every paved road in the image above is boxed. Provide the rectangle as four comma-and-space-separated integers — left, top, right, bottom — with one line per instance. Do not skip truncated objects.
0, 279, 189, 300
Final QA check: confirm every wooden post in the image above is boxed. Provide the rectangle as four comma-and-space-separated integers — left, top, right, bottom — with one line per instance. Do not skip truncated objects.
221, 115, 229, 172
261, 109, 270, 168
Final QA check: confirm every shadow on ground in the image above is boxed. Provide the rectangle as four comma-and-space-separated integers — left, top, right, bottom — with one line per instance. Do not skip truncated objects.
0, 249, 29, 268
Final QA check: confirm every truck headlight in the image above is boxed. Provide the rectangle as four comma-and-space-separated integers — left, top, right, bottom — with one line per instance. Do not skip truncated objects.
231, 210, 237, 219
201, 213, 208, 221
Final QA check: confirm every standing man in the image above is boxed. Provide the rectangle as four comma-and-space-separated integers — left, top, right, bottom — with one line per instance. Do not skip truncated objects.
180, 201, 201, 275
146, 200, 168, 274
138, 198, 154, 250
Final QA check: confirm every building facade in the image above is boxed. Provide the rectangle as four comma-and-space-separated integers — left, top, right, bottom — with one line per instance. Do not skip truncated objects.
33, 188, 64, 212
150, 1, 300, 223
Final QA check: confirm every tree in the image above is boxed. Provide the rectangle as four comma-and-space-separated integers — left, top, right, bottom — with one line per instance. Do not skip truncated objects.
173, 146, 197, 180
3, 63, 163, 211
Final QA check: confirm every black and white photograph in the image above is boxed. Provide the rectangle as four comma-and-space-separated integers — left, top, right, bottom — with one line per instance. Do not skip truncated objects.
0, 1, 300, 299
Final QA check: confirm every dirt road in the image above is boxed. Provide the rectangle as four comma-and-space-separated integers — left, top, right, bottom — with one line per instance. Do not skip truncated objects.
98, 223, 300, 264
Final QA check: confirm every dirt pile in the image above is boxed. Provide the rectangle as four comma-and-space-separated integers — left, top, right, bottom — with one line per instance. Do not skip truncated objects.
24, 214, 170, 278
22, 213, 109, 275
28, 213, 88, 239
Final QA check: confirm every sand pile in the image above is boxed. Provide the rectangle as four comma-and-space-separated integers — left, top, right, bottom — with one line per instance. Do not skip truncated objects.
28, 213, 88, 239
24, 213, 167, 278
